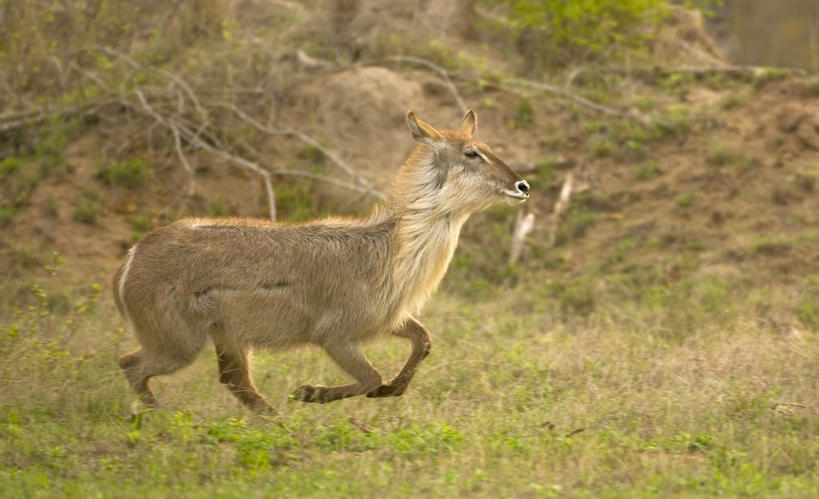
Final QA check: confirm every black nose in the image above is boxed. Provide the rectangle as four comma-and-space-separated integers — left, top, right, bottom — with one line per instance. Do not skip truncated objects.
515, 180, 530, 195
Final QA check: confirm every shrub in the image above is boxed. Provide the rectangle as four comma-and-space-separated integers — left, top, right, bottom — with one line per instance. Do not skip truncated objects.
480, 0, 715, 63
95, 159, 149, 187
73, 192, 103, 225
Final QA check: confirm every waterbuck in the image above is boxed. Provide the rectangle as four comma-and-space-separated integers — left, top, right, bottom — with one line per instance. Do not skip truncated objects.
114, 109, 530, 411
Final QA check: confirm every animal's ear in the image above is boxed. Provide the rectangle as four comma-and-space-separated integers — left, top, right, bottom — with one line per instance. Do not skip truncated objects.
407, 111, 444, 146
457, 109, 477, 138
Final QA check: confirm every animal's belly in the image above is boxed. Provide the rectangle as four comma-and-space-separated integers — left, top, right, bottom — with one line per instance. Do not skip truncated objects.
212, 288, 314, 349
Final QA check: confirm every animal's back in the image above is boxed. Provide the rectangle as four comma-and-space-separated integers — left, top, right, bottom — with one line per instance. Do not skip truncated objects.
115, 217, 396, 349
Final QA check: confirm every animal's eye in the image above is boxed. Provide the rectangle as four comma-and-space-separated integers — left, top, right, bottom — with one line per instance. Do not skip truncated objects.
464, 150, 480, 158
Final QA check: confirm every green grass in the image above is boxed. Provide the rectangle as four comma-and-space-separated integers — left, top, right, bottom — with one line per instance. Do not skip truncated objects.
707, 144, 735, 167
95, 159, 150, 188
1, 261, 816, 497
73, 192, 103, 225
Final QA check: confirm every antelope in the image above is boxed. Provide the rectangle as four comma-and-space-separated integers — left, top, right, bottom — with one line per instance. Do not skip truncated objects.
114, 109, 530, 411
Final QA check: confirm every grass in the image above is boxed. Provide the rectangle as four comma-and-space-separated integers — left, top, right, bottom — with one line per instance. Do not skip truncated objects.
1, 259, 816, 497
95, 159, 150, 188
707, 144, 735, 167
73, 191, 104, 225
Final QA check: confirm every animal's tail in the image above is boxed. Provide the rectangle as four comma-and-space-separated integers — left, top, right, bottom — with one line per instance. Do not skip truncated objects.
113, 244, 139, 328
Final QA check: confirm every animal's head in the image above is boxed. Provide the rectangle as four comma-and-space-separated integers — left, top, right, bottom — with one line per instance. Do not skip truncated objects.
395, 109, 529, 214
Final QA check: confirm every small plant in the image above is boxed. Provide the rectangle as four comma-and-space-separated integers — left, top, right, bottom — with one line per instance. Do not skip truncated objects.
707, 145, 734, 167
753, 68, 789, 89
296, 146, 326, 167
513, 98, 534, 127
589, 138, 614, 158
536, 159, 556, 184
805, 75, 819, 97
676, 192, 695, 208
719, 93, 746, 110
43, 197, 59, 218
207, 197, 233, 217
73, 191, 103, 225
95, 159, 149, 187
635, 162, 661, 181
480, 0, 674, 63
128, 213, 153, 240
0, 205, 18, 227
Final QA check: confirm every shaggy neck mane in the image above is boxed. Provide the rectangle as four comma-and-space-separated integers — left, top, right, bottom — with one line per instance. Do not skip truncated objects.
376, 146, 470, 320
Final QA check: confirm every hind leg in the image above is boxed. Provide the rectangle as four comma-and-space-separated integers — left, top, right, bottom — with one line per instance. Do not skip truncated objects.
213, 338, 274, 413
119, 349, 159, 407
119, 333, 206, 408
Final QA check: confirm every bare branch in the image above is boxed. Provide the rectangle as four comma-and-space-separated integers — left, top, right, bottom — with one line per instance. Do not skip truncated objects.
272, 170, 384, 199
134, 90, 277, 221
213, 102, 383, 199
171, 126, 196, 196
95, 45, 207, 117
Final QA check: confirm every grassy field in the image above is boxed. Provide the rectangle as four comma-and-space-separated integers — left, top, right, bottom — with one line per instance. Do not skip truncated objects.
1, 261, 817, 497
2, 1, 818, 496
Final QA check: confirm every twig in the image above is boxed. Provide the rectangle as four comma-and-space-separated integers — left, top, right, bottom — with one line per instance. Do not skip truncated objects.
95, 45, 207, 117
271, 170, 383, 198
384, 55, 469, 113
171, 126, 196, 196
546, 171, 574, 248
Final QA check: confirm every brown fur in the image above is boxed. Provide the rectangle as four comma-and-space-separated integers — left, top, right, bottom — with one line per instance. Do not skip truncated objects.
114, 110, 528, 410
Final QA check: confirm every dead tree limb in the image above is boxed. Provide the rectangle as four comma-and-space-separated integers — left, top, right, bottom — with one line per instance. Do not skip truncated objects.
215, 102, 383, 199
546, 171, 575, 249
134, 90, 277, 221
509, 207, 536, 265
171, 126, 196, 196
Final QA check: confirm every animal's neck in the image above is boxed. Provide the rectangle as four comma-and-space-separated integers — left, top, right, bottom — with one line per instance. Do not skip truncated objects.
388, 207, 467, 316
380, 148, 471, 318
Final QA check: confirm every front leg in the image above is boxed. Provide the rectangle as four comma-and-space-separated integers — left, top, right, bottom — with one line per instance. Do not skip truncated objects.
291, 341, 382, 403
368, 317, 431, 398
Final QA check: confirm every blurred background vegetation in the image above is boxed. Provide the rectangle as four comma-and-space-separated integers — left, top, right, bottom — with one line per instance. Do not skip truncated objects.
1, 0, 818, 496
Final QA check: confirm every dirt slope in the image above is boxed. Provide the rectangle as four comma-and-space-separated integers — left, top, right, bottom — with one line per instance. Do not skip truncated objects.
1, 2, 817, 328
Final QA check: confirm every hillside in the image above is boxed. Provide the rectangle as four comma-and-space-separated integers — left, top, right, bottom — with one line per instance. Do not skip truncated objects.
1, 1, 818, 496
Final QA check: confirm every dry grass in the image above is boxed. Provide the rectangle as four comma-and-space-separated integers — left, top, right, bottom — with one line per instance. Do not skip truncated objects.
2, 1, 818, 496
0, 269, 817, 497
